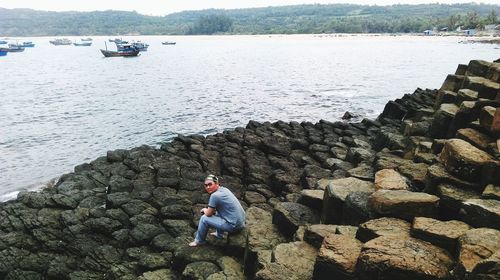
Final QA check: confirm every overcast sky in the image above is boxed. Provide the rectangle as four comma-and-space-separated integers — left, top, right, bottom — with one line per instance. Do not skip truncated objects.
0, 1, 497, 16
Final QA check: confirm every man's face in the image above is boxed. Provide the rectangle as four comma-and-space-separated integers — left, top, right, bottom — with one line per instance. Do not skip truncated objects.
204, 179, 218, 194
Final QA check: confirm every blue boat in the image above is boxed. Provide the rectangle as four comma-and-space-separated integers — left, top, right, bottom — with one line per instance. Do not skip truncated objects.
0, 50, 7, 56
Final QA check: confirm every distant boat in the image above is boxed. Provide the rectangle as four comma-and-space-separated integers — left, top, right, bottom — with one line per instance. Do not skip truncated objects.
0, 40, 8, 44
74, 41, 92, 46
1, 46, 25, 52
109, 38, 127, 44
81, 38, 93, 41
101, 42, 139, 57
117, 41, 148, 51
50, 38, 72, 45
162, 41, 176, 45
21, 41, 35, 47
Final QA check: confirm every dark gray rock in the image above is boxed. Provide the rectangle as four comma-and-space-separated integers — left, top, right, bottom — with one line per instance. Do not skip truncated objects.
272, 202, 319, 238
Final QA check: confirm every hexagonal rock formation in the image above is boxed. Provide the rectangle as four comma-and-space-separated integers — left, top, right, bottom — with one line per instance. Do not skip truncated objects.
322, 177, 375, 224
459, 199, 500, 230
356, 217, 411, 243
455, 228, 500, 279
303, 224, 338, 248
298, 189, 324, 212
410, 217, 471, 253
254, 241, 317, 280
439, 138, 493, 182
368, 190, 440, 221
374, 169, 409, 191
356, 236, 454, 280
272, 202, 319, 238
313, 234, 363, 280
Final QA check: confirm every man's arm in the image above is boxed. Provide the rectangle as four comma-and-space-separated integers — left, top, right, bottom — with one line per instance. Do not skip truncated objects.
202, 207, 216, 217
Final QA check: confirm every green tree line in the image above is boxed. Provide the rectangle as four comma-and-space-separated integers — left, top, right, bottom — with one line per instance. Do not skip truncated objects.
0, 3, 498, 36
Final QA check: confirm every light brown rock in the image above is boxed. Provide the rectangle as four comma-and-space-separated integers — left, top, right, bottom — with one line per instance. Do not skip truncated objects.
456, 228, 500, 277
482, 184, 500, 200
456, 128, 493, 150
480, 106, 496, 131
303, 224, 338, 248
356, 217, 411, 242
439, 138, 493, 181
313, 234, 363, 280
374, 169, 409, 191
357, 236, 454, 280
368, 190, 440, 221
255, 241, 317, 280
411, 217, 471, 253
298, 189, 324, 212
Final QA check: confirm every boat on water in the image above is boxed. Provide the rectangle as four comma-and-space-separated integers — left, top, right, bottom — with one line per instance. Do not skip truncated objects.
9, 42, 35, 48
0, 40, 8, 44
2, 45, 25, 52
101, 43, 139, 57
109, 38, 128, 44
74, 41, 92, 46
21, 41, 35, 47
162, 41, 176, 45
81, 38, 93, 41
117, 41, 148, 51
50, 38, 72, 45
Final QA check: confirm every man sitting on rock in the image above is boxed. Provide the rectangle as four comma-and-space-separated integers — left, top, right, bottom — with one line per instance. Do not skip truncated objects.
189, 174, 246, 247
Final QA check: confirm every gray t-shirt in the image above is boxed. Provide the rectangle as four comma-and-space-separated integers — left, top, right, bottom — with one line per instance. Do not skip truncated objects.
208, 186, 245, 227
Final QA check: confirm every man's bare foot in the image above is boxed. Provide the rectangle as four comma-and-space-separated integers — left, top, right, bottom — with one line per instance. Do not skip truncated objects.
210, 232, 223, 239
189, 241, 203, 247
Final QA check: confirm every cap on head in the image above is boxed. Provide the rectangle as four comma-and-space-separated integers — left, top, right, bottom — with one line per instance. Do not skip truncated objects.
205, 174, 219, 183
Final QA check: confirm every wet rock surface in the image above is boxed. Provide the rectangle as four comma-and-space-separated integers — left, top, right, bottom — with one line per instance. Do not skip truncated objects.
1, 59, 499, 279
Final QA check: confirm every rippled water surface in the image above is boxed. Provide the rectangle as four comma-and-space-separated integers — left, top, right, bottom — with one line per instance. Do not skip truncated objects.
0, 35, 498, 200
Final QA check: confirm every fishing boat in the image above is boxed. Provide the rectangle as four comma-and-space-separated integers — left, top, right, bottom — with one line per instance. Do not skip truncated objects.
117, 41, 148, 51
3, 45, 25, 52
74, 41, 92, 46
100, 42, 139, 57
9, 42, 35, 48
109, 38, 127, 44
81, 38, 93, 41
162, 41, 176, 45
21, 41, 35, 47
50, 38, 72, 45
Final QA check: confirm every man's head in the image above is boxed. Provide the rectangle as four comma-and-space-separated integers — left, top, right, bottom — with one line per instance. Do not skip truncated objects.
204, 174, 219, 194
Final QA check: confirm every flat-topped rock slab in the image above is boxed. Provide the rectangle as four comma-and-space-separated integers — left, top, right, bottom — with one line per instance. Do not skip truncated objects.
374, 169, 409, 191
456, 228, 500, 279
411, 217, 471, 253
303, 224, 338, 248
322, 177, 375, 224
357, 236, 454, 280
313, 234, 363, 280
368, 190, 440, 221
440, 138, 493, 182
255, 241, 317, 280
459, 198, 500, 230
356, 217, 411, 242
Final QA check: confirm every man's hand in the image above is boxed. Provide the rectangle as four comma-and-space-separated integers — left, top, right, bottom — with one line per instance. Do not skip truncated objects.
200, 207, 215, 217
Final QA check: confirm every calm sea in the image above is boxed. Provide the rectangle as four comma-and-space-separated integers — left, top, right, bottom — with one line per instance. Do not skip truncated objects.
0, 35, 498, 201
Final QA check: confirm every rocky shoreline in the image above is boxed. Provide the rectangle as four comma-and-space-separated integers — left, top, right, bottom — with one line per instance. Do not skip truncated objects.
1, 59, 499, 280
